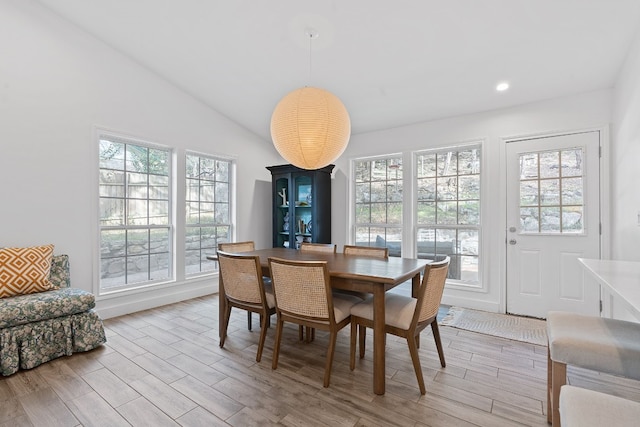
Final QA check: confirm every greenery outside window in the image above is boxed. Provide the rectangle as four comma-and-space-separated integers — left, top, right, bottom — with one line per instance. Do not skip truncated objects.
99, 135, 171, 292
353, 156, 403, 256
416, 145, 481, 283
185, 153, 232, 275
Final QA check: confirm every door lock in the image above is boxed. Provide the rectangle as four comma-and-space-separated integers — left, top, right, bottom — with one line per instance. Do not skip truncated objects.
509, 227, 517, 232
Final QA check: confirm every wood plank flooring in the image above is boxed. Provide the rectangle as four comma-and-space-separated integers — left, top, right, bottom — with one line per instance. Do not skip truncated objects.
2, 294, 640, 426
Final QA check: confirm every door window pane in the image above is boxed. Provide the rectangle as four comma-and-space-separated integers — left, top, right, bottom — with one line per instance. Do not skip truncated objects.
518, 147, 585, 233
561, 149, 583, 177
562, 177, 583, 205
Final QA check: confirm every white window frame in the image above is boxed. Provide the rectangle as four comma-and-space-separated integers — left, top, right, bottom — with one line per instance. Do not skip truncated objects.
97, 132, 173, 295
517, 147, 586, 235
351, 154, 404, 256
349, 141, 485, 291
95, 129, 239, 298
184, 151, 234, 276
414, 142, 482, 288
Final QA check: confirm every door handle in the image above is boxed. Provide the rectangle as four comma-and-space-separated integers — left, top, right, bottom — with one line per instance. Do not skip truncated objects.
509, 239, 517, 245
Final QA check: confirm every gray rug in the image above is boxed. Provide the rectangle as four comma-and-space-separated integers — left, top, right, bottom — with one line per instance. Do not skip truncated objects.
440, 306, 548, 346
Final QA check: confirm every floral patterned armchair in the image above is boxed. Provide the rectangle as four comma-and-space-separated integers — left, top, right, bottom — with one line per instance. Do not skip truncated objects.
0, 255, 106, 376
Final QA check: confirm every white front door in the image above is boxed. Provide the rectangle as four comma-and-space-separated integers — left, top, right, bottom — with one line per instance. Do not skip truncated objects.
506, 131, 601, 318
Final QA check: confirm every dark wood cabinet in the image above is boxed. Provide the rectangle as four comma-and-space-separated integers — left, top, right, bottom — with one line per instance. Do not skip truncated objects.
266, 164, 333, 249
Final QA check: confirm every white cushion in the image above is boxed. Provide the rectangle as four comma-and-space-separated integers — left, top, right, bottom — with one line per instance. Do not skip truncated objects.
332, 294, 361, 323
560, 385, 640, 427
547, 311, 640, 380
350, 294, 417, 330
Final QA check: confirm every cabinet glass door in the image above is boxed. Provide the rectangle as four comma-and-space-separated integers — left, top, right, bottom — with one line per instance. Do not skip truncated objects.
294, 175, 312, 247
275, 177, 290, 248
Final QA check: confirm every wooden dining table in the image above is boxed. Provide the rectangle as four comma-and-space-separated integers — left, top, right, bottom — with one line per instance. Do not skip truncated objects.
210, 247, 429, 395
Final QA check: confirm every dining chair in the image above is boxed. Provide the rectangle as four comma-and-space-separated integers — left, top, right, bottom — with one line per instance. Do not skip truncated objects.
343, 245, 389, 258
217, 250, 276, 362
299, 242, 337, 253
349, 257, 450, 394
218, 241, 267, 331
341, 245, 388, 300
268, 257, 360, 387
297, 242, 337, 341
218, 241, 255, 253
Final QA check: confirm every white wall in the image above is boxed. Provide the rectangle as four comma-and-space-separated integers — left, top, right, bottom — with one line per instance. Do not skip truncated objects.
0, 0, 279, 318
331, 90, 611, 312
612, 27, 640, 262
1, 0, 628, 318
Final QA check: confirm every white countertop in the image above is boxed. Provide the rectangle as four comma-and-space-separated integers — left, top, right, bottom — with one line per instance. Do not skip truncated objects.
578, 258, 640, 319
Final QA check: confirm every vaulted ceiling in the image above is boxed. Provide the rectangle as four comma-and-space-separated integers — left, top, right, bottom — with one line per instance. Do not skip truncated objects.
37, 0, 640, 140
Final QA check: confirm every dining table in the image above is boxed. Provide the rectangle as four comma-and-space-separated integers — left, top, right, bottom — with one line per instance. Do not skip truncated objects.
209, 247, 429, 395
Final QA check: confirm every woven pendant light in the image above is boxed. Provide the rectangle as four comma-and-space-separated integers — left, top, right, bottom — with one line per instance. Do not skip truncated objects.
271, 86, 350, 170
270, 28, 350, 170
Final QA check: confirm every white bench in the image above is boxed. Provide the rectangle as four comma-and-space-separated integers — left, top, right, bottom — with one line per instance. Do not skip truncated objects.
560, 385, 640, 426
547, 311, 640, 426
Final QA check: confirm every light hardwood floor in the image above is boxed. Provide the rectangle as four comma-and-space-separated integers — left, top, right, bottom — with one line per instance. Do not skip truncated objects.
2, 294, 640, 426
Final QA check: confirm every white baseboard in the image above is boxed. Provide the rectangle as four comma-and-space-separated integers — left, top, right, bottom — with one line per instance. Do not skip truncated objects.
95, 278, 501, 319
96, 277, 218, 320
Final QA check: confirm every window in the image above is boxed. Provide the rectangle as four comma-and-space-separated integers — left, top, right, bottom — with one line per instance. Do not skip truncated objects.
518, 148, 584, 233
185, 153, 232, 275
97, 132, 236, 294
416, 146, 481, 283
99, 136, 171, 292
353, 156, 403, 256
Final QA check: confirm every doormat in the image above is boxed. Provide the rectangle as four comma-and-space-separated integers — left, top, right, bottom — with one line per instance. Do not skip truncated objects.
440, 307, 548, 346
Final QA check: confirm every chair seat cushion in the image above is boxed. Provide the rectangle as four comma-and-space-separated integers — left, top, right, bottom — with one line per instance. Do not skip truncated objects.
560, 385, 640, 426
263, 282, 276, 309
0, 288, 96, 329
333, 294, 361, 323
350, 294, 417, 330
547, 311, 640, 380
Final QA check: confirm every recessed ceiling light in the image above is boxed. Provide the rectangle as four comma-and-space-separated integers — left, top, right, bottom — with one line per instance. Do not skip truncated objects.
496, 82, 510, 92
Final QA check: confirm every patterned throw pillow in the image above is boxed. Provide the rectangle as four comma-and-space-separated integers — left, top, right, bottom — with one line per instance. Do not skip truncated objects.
0, 244, 55, 298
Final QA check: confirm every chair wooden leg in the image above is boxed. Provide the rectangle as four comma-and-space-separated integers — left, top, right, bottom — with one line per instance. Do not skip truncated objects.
256, 311, 268, 362
551, 360, 566, 427
305, 326, 315, 343
407, 335, 426, 395
547, 347, 552, 424
324, 330, 338, 388
430, 320, 446, 367
219, 303, 232, 348
272, 317, 284, 370
350, 320, 357, 370
359, 325, 366, 359
247, 311, 252, 331
299, 325, 304, 341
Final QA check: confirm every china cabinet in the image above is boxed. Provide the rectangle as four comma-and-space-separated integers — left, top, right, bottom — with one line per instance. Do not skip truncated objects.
266, 164, 333, 249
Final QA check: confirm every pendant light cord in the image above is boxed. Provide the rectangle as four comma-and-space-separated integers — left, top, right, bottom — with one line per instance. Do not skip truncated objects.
308, 32, 312, 86
305, 29, 318, 87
